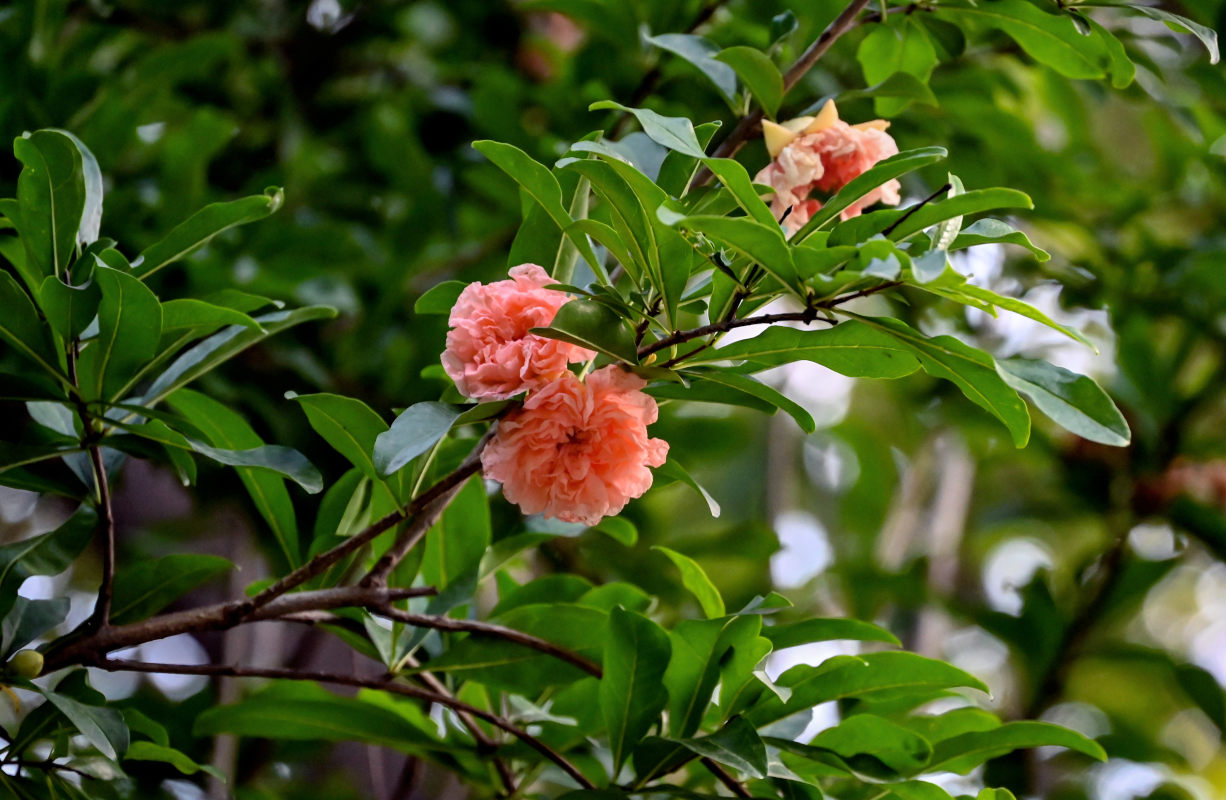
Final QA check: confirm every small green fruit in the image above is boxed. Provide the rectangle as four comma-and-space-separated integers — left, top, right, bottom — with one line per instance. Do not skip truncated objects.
8, 649, 44, 679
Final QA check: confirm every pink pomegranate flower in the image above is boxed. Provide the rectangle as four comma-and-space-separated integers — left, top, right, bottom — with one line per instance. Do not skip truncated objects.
442, 263, 595, 400
755, 119, 902, 233
481, 366, 669, 526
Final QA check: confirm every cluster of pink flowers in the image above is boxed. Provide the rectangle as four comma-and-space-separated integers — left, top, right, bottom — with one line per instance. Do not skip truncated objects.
442, 264, 668, 525
754, 100, 902, 235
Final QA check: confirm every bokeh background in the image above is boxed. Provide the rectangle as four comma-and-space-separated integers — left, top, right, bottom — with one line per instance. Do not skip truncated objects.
2, 1, 1226, 798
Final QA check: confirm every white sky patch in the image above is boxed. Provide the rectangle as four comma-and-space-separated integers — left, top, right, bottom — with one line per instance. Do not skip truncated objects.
770, 510, 832, 588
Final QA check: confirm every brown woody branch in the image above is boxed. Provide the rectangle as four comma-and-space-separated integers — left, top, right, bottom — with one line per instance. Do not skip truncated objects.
97, 659, 595, 790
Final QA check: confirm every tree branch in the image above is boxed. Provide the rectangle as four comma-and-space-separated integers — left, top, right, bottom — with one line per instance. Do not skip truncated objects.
43, 586, 435, 672
97, 659, 595, 790
690, 0, 874, 187
374, 608, 602, 678
85, 443, 116, 630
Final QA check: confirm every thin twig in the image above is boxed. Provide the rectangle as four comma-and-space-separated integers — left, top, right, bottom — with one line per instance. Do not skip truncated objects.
701, 757, 752, 798
97, 659, 595, 789
42, 586, 435, 672
880, 182, 951, 238
374, 608, 602, 678
85, 444, 116, 630
690, 0, 874, 187
638, 310, 831, 360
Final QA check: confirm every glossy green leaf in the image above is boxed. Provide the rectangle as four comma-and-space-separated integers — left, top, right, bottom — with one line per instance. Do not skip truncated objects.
715, 46, 783, 117
659, 211, 801, 295
948, 218, 1050, 261
125, 741, 225, 780
590, 101, 708, 159
674, 716, 768, 778
996, 358, 1129, 446
601, 606, 672, 774
159, 298, 262, 337
292, 393, 389, 481
109, 554, 233, 624
373, 402, 461, 478
168, 389, 299, 565
747, 651, 988, 727
887, 189, 1034, 242
771, 714, 932, 778
38, 275, 100, 344
925, 282, 1093, 348
643, 33, 738, 109
948, 0, 1110, 79
664, 614, 762, 738
414, 280, 467, 314
145, 308, 337, 407
135, 187, 284, 279
12, 130, 98, 279
0, 506, 94, 619
702, 158, 779, 227
1, 596, 69, 658
653, 545, 725, 618
0, 270, 65, 382
927, 721, 1106, 773
533, 297, 637, 363
851, 315, 1031, 446
76, 264, 163, 401
654, 458, 720, 517
591, 516, 638, 546
662, 370, 815, 433
688, 320, 920, 379
44, 691, 129, 760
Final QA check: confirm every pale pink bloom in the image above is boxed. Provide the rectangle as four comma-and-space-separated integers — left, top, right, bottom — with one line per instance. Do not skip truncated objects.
755, 120, 901, 232
481, 366, 669, 526
442, 263, 595, 400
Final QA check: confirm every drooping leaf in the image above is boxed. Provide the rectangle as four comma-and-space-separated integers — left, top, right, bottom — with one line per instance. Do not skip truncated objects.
600, 607, 672, 774
1, 596, 69, 658
292, 393, 392, 488
414, 280, 468, 314
590, 101, 708, 159
125, 741, 225, 780
947, 0, 1111, 79
948, 218, 1050, 261
687, 320, 920, 379
996, 358, 1129, 446
135, 188, 284, 279
926, 721, 1106, 773
652, 546, 725, 618
44, 691, 129, 760
654, 458, 720, 517
643, 33, 738, 110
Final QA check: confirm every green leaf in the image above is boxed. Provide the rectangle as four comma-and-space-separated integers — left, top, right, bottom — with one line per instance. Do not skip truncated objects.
949, 218, 1050, 261
795, 147, 947, 239
660, 211, 801, 295
927, 721, 1106, 773
589, 101, 708, 159
601, 607, 672, 774
642, 33, 738, 109
652, 546, 725, 618
121, 419, 323, 493
660, 370, 815, 433
857, 18, 939, 116
125, 741, 225, 780
689, 320, 920, 379
143, 306, 337, 406
762, 618, 900, 648
0, 506, 94, 620
654, 458, 720, 517
44, 691, 129, 760
924, 282, 1093, 348
193, 681, 444, 751
996, 358, 1129, 446
715, 47, 784, 117
837, 72, 938, 108
293, 393, 392, 485
373, 402, 462, 478
135, 188, 284, 279
39, 275, 100, 344
887, 188, 1034, 242
76, 264, 163, 401
533, 297, 637, 363
771, 714, 932, 778
109, 554, 232, 625
12, 130, 98, 280
1080, 2, 1217, 64
2, 596, 69, 658
591, 516, 638, 546
664, 615, 762, 739
414, 280, 467, 314
159, 298, 262, 337
0, 270, 65, 382
674, 716, 768, 779
702, 158, 779, 227
418, 603, 608, 693
747, 651, 988, 727
948, 0, 1110, 79
168, 389, 299, 566
472, 140, 598, 271
851, 315, 1031, 447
